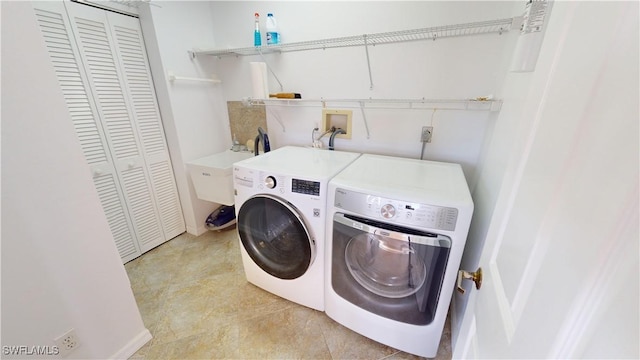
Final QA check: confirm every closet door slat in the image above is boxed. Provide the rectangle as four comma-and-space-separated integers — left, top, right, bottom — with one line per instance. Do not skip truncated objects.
71, 15, 141, 161
94, 174, 140, 261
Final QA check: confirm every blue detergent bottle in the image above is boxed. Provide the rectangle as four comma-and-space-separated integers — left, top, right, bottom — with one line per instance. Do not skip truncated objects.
254, 12, 261, 46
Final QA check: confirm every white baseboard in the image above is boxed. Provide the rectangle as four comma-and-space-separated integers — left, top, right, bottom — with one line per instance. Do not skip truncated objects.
186, 224, 208, 236
109, 328, 152, 359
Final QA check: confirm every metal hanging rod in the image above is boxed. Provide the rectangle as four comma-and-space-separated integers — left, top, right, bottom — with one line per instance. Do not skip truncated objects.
193, 17, 518, 58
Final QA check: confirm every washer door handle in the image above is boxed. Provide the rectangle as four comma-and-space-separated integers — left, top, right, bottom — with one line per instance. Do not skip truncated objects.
456, 267, 482, 294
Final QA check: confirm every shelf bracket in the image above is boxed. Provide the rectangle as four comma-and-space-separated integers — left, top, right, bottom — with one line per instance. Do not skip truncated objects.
266, 106, 286, 133
359, 101, 371, 139
363, 34, 374, 90
257, 48, 284, 92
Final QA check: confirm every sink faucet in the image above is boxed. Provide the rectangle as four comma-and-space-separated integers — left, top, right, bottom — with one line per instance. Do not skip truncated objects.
328, 128, 346, 151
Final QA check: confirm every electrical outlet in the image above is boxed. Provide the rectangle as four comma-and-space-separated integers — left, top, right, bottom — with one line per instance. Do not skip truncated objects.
421, 126, 433, 143
54, 329, 80, 357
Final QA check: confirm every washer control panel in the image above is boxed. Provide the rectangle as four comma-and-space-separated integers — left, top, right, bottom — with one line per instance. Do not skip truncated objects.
233, 167, 322, 197
292, 178, 320, 196
334, 188, 458, 231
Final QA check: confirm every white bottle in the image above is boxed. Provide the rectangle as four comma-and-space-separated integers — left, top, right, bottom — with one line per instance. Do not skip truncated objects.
266, 13, 279, 45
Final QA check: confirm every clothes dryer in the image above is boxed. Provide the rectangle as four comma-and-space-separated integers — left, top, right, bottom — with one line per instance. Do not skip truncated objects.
233, 146, 360, 311
325, 154, 473, 357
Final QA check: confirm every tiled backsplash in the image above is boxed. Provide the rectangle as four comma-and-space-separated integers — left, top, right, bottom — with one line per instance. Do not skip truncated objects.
227, 101, 267, 148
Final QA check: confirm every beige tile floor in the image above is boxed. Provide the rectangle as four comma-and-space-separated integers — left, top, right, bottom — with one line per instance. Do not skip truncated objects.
125, 228, 452, 360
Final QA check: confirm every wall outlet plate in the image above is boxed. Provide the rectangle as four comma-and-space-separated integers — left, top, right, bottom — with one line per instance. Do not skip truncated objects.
421, 126, 433, 143
54, 329, 80, 357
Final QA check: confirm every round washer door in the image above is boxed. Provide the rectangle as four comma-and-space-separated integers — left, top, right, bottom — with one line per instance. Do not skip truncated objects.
237, 195, 314, 279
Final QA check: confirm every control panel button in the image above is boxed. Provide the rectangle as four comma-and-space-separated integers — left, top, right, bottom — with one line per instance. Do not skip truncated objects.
265, 176, 276, 189
381, 204, 396, 219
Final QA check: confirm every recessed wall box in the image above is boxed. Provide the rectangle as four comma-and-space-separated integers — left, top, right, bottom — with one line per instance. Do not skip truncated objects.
322, 109, 352, 139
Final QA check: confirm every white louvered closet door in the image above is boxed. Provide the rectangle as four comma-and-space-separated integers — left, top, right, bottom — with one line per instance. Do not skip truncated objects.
32, 1, 185, 262
33, 2, 141, 263
105, 11, 185, 242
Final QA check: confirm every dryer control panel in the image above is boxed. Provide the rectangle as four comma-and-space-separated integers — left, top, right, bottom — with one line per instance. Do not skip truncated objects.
334, 188, 458, 231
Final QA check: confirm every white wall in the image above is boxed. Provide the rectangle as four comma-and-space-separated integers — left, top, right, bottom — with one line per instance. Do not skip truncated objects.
137, 1, 522, 234
139, 1, 233, 235
1, 2, 150, 358
204, 1, 523, 185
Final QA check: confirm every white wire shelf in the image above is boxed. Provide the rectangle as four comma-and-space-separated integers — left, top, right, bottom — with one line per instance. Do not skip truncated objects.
249, 98, 503, 111
194, 17, 517, 58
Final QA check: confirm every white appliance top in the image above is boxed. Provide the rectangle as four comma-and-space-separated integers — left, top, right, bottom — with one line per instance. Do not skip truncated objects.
234, 146, 361, 180
330, 154, 473, 208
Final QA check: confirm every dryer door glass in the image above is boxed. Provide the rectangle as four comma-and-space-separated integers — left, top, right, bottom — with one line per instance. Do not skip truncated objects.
345, 233, 427, 298
331, 213, 451, 325
238, 195, 313, 279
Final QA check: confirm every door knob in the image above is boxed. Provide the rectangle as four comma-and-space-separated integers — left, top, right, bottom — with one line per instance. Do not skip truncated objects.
457, 267, 482, 294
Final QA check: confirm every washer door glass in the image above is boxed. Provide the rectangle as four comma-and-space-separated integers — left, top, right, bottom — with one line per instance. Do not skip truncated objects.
346, 233, 427, 298
238, 195, 313, 279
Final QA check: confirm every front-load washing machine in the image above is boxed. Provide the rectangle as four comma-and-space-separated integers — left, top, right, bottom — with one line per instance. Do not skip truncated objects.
325, 154, 473, 357
233, 146, 360, 311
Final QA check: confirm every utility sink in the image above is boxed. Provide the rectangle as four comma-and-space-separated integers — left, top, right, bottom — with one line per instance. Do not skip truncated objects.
187, 149, 252, 205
